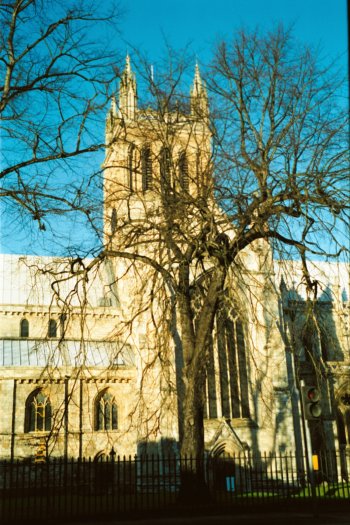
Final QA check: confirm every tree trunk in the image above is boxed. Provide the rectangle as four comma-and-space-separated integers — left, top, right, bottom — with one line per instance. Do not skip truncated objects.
177, 266, 226, 502
178, 354, 209, 503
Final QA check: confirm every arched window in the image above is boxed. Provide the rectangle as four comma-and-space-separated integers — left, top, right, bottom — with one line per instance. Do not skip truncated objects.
141, 145, 152, 191
128, 144, 137, 192
20, 318, 29, 338
95, 390, 118, 431
160, 147, 173, 191
111, 208, 117, 234
48, 319, 57, 338
205, 309, 250, 420
178, 151, 189, 191
196, 150, 204, 195
25, 390, 52, 432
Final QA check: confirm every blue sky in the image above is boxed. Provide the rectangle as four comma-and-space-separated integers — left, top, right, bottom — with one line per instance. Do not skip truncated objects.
1, 0, 348, 256
119, 0, 347, 65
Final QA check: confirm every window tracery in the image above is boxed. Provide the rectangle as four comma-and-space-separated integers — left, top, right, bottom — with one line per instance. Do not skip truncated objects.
95, 389, 118, 431
25, 390, 52, 432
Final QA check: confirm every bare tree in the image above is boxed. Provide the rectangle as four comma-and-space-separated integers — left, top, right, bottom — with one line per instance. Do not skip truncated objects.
0, 0, 121, 250
2, 19, 348, 495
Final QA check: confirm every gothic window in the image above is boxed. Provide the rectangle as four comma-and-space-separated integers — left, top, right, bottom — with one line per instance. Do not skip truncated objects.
48, 319, 57, 338
236, 320, 250, 417
141, 145, 152, 191
20, 318, 29, 338
25, 390, 52, 432
160, 147, 173, 192
205, 311, 250, 420
95, 390, 118, 431
178, 151, 189, 191
128, 144, 137, 192
196, 150, 208, 198
111, 208, 117, 234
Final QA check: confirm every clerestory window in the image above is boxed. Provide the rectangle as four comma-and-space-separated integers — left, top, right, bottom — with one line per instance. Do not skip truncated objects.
20, 318, 29, 338
48, 319, 57, 338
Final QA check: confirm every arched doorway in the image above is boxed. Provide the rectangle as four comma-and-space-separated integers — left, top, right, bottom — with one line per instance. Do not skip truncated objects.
209, 440, 250, 493
94, 450, 115, 493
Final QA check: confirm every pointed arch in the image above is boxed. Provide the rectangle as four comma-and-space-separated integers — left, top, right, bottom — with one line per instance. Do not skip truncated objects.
159, 147, 173, 192
25, 389, 52, 432
95, 389, 118, 431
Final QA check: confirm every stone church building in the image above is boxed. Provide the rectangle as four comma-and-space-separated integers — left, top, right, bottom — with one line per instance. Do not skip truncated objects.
0, 58, 349, 462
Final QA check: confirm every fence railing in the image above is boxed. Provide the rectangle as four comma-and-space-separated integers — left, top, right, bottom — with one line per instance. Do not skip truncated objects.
0, 449, 349, 522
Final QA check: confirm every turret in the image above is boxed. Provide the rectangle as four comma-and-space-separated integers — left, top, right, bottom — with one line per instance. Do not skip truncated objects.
106, 95, 117, 144
190, 63, 209, 120
118, 54, 137, 120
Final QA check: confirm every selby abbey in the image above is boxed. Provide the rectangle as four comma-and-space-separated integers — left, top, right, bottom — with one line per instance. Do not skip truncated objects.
0, 57, 349, 462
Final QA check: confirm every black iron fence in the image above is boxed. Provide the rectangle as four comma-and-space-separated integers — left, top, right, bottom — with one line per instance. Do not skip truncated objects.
0, 449, 349, 522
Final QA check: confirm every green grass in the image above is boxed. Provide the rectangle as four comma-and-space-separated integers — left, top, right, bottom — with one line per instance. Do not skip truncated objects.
215, 482, 350, 500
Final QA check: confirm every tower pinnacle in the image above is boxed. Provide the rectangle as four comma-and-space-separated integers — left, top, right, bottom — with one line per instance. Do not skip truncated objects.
118, 54, 137, 120
190, 62, 209, 119
125, 54, 132, 75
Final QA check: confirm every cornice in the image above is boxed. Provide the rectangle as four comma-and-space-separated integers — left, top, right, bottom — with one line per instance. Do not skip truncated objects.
0, 306, 120, 319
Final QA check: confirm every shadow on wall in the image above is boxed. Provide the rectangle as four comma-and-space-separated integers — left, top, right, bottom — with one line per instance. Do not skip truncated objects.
279, 279, 347, 453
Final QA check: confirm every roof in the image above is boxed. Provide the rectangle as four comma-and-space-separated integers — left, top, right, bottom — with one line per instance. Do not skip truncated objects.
0, 254, 119, 308
0, 339, 134, 368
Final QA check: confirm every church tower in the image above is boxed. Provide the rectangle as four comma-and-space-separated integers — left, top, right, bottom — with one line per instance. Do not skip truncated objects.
103, 56, 212, 246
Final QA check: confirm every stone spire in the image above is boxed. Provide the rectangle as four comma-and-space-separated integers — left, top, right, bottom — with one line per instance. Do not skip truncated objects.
118, 54, 137, 120
190, 62, 209, 119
